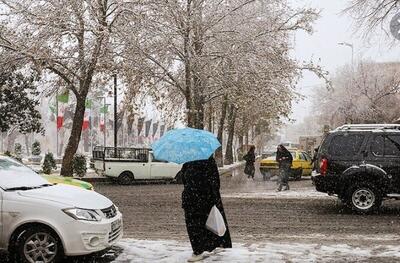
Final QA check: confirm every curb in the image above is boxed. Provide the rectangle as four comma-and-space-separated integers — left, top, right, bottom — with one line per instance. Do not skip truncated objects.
77, 160, 250, 183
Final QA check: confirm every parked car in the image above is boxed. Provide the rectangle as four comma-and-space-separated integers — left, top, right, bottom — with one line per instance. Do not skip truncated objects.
0, 154, 94, 190
93, 147, 182, 185
312, 124, 400, 213
0, 156, 123, 262
259, 149, 312, 180
42, 175, 94, 191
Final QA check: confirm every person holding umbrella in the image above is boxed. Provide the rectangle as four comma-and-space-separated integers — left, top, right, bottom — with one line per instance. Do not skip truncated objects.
152, 128, 232, 262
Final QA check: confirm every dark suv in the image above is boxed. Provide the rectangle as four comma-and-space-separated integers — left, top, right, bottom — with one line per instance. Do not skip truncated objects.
312, 124, 400, 213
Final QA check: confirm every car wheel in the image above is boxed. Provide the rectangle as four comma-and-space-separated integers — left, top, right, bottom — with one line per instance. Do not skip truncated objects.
118, 171, 134, 185
175, 171, 183, 184
291, 169, 302, 180
347, 183, 382, 214
12, 226, 63, 263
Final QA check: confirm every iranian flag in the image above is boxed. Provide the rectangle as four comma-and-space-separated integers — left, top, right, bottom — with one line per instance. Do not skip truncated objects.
82, 99, 92, 131
82, 110, 90, 131
57, 106, 64, 130
56, 91, 69, 130
100, 105, 108, 133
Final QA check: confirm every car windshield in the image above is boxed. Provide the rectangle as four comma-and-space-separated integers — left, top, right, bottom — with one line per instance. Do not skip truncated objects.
0, 157, 50, 190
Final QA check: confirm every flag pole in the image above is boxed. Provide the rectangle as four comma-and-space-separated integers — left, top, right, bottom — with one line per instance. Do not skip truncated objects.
89, 103, 92, 154
113, 74, 117, 156
104, 97, 107, 148
56, 89, 59, 157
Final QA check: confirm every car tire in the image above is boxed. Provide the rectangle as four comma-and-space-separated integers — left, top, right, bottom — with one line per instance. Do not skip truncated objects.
118, 171, 134, 185
346, 182, 382, 214
292, 169, 302, 180
11, 225, 64, 263
175, 171, 183, 184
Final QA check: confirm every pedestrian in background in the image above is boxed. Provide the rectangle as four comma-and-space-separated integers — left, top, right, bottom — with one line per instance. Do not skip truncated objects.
276, 144, 293, 191
311, 146, 319, 166
181, 157, 232, 262
243, 145, 256, 179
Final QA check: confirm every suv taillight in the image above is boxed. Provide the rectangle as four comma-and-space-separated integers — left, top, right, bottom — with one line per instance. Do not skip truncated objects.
320, 158, 328, 176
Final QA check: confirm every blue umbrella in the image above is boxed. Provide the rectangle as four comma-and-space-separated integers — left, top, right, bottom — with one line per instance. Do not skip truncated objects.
152, 128, 221, 164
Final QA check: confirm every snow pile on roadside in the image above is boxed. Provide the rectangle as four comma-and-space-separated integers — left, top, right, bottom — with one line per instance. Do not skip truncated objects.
222, 189, 334, 200
113, 239, 400, 262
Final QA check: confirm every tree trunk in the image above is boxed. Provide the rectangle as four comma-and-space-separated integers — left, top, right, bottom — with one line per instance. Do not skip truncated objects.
184, 0, 193, 128
24, 134, 30, 155
224, 105, 237, 165
215, 96, 228, 167
238, 135, 244, 161
207, 104, 213, 132
6, 129, 17, 152
193, 95, 205, 129
245, 127, 249, 147
60, 96, 86, 176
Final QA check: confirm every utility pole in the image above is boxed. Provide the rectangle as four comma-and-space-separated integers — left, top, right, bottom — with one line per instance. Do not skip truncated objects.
56, 90, 59, 157
114, 74, 118, 157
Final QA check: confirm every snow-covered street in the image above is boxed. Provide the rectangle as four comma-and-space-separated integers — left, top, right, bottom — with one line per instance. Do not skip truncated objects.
113, 239, 400, 262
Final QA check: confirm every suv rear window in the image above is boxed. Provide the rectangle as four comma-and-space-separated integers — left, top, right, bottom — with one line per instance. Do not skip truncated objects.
328, 134, 365, 157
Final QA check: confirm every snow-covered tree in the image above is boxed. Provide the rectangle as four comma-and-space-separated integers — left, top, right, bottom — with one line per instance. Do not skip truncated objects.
14, 143, 22, 156
313, 61, 400, 128
32, 140, 41, 156
43, 152, 57, 175
345, 0, 400, 37
0, 69, 43, 135
0, 0, 134, 175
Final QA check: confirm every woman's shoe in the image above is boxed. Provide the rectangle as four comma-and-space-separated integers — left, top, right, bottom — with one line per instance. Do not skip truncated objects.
187, 253, 208, 262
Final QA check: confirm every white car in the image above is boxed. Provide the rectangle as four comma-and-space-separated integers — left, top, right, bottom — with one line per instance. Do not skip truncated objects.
93, 147, 183, 185
0, 156, 123, 262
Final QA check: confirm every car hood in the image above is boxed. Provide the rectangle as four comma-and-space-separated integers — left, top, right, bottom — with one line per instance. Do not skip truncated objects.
42, 175, 93, 190
18, 184, 112, 209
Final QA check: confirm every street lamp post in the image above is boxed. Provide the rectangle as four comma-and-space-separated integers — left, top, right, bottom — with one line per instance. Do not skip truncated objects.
113, 74, 117, 156
338, 42, 354, 69
338, 42, 355, 91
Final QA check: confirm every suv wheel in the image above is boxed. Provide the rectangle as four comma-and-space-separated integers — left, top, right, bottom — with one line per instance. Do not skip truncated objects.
347, 183, 382, 213
12, 226, 63, 263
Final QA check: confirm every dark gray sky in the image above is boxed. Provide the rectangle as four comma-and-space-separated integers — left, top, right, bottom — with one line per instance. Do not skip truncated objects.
290, 0, 400, 123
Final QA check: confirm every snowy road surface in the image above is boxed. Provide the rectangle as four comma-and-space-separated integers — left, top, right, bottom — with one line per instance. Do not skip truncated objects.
113, 239, 400, 263
2, 163, 400, 262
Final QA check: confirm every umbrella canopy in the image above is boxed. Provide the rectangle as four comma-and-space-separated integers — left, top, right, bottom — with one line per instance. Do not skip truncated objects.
152, 128, 221, 164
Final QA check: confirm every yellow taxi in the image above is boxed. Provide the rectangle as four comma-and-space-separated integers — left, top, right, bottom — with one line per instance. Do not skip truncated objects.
259, 149, 312, 180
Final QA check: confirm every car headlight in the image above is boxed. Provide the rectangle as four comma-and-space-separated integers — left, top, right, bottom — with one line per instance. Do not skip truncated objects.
63, 208, 102, 222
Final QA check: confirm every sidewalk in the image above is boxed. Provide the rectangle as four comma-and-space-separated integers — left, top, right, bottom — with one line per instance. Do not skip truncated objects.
28, 161, 246, 183
112, 239, 400, 262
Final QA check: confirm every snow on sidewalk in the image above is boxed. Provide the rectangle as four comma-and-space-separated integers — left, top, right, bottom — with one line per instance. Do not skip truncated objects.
113, 239, 400, 262
222, 189, 335, 200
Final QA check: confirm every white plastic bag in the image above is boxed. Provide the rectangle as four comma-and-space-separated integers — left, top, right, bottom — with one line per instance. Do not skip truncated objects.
206, 205, 226, 237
